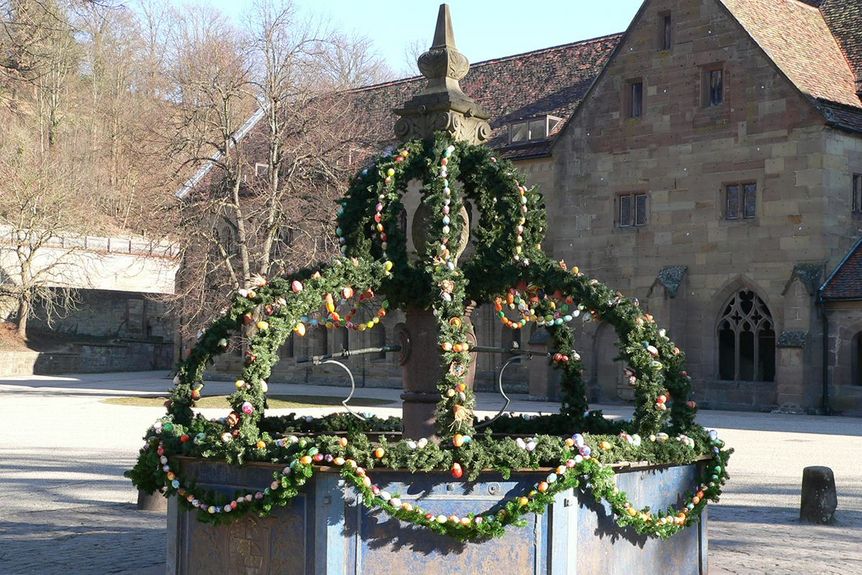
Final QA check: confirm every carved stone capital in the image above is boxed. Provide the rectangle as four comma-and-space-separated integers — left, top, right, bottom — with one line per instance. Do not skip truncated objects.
395, 108, 491, 145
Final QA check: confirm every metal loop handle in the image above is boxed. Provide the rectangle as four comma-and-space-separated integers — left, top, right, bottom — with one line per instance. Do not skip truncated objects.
319, 359, 366, 421
475, 355, 523, 429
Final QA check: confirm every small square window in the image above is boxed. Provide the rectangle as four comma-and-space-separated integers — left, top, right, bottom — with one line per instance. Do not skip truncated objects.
508, 116, 561, 143
635, 194, 648, 226
528, 119, 547, 140
254, 162, 269, 177
725, 185, 739, 219
725, 182, 756, 220
627, 80, 643, 118
703, 67, 724, 107
510, 121, 529, 143
743, 183, 757, 219
659, 12, 672, 50
853, 174, 862, 214
618, 193, 648, 227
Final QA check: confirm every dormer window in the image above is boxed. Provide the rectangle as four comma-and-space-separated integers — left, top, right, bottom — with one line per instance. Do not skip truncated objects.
508, 115, 561, 144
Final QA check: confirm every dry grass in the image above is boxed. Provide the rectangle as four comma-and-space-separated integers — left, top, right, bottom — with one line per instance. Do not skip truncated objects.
101, 394, 394, 409
0, 322, 27, 350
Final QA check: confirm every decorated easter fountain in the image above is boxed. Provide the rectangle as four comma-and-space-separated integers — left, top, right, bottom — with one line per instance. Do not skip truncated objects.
128, 6, 731, 574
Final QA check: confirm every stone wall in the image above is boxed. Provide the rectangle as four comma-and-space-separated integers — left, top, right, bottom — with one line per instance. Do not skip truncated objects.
825, 301, 862, 416
0, 341, 173, 376
0, 290, 175, 376
26, 289, 174, 341
0, 351, 79, 377
548, 0, 861, 411
0, 226, 177, 294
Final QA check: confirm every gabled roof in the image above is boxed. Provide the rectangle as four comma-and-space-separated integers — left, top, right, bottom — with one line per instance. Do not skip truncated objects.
174, 34, 621, 199
820, 237, 862, 301
345, 34, 622, 160
177, 0, 862, 200
720, 0, 862, 131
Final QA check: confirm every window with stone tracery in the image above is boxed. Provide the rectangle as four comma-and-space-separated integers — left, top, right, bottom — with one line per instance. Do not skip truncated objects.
717, 289, 775, 382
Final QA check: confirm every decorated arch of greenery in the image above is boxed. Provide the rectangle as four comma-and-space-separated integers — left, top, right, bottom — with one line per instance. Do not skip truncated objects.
128, 133, 731, 542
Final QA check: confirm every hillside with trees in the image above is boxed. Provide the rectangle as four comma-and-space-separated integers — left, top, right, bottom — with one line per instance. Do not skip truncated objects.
0, 0, 390, 341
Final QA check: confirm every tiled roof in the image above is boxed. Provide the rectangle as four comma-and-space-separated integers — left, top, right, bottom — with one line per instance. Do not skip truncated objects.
345, 34, 622, 159
820, 0, 862, 81
721, 0, 861, 109
821, 237, 862, 300
818, 99, 862, 132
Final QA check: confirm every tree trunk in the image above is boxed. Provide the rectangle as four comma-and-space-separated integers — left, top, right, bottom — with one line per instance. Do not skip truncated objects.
17, 296, 30, 341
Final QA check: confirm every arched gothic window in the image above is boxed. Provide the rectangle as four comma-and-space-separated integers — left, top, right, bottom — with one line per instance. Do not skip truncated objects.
279, 333, 295, 360
398, 207, 408, 235
717, 289, 775, 382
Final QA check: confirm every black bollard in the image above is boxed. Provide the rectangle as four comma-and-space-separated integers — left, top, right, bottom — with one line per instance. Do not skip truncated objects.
800, 466, 837, 524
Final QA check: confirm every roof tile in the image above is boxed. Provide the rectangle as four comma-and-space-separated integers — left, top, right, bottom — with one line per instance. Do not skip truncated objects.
821, 238, 862, 300
722, 0, 861, 109
345, 34, 621, 159
820, 0, 862, 81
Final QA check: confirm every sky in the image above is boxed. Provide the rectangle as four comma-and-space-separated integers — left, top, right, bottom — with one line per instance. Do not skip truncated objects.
171, 0, 642, 76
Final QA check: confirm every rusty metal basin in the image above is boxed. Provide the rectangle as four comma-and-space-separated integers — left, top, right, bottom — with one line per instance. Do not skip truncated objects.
167, 460, 707, 574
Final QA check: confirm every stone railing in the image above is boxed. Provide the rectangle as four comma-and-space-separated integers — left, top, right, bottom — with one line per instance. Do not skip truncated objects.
0, 225, 180, 259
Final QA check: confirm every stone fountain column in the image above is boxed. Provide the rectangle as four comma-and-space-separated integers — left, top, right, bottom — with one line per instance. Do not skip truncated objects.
394, 4, 490, 440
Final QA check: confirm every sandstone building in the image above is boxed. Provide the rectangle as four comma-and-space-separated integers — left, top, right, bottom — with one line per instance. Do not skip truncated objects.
202, 0, 862, 415
552, 0, 862, 413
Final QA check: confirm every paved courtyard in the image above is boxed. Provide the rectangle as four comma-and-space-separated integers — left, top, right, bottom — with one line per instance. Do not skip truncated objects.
0, 371, 860, 574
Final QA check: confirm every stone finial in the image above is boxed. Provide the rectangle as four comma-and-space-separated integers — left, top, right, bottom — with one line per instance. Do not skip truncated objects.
417, 5, 469, 91
394, 4, 491, 144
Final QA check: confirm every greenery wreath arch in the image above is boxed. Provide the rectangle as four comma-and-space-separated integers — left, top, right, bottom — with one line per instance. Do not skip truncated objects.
129, 133, 730, 542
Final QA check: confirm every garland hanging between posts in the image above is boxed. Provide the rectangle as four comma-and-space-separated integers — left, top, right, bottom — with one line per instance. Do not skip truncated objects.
127, 133, 732, 542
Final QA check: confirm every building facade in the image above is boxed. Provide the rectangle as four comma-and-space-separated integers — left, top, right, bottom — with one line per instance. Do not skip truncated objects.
206, 0, 862, 414
551, 0, 862, 413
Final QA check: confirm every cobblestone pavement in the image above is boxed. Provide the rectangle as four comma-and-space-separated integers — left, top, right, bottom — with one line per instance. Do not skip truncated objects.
1, 371, 861, 574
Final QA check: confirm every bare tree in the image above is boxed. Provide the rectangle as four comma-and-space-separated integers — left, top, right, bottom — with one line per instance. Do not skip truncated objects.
166, 0, 386, 340
319, 31, 391, 88
0, 141, 86, 339
0, 0, 393, 344
400, 37, 425, 78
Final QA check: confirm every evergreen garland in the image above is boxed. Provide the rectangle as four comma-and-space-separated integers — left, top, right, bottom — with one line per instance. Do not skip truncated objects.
127, 417, 731, 541
128, 133, 729, 543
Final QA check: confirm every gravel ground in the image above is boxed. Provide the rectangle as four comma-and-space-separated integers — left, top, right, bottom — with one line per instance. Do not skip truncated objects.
1, 371, 860, 574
